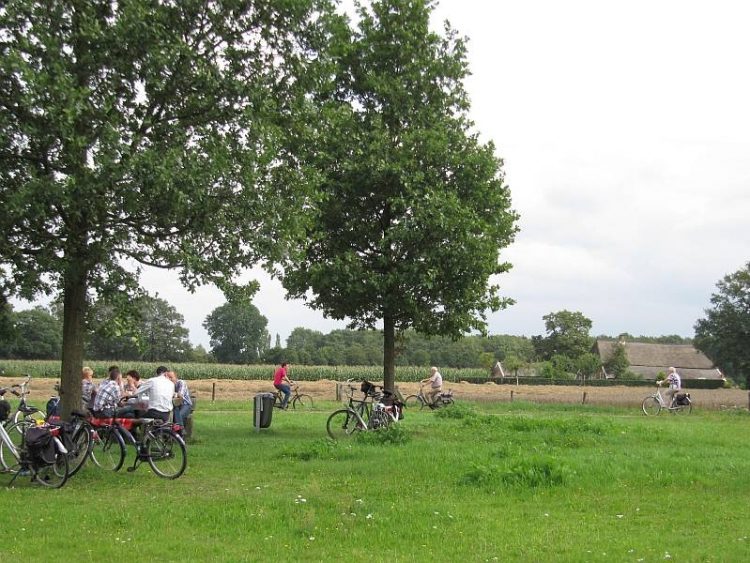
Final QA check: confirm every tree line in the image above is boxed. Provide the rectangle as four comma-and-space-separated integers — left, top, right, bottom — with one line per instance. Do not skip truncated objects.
0, 294, 692, 371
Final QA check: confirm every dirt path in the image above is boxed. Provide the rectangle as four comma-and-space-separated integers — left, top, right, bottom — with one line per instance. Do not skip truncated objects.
9, 377, 747, 411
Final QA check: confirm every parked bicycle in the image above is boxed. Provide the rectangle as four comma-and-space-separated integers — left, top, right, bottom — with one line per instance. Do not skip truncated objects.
0, 375, 46, 426
0, 417, 69, 488
326, 380, 392, 440
272, 382, 313, 410
404, 384, 454, 410
642, 384, 692, 416
88, 414, 187, 479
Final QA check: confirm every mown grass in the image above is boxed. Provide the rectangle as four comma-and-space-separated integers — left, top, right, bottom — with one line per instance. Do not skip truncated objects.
2, 401, 750, 562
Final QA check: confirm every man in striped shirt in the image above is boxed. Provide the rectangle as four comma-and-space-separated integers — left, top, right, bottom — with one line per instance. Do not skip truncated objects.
92, 368, 123, 416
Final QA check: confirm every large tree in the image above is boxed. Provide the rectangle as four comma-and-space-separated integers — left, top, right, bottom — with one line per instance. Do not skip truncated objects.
0, 0, 334, 417
279, 0, 518, 391
694, 262, 750, 387
534, 310, 594, 360
203, 300, 269, 364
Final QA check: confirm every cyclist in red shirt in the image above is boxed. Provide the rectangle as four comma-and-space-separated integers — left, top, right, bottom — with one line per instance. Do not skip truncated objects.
273, 363, 292, 409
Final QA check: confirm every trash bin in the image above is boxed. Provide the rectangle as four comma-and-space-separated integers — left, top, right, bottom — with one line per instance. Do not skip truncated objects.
253, 393, 275, 430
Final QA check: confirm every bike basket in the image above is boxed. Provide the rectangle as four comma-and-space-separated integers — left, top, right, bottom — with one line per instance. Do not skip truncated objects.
25, 427, 57, 465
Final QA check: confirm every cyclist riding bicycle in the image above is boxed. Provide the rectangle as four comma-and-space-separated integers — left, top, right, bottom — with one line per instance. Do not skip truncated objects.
660, 366, 682, 408
420, 366, 443, 406
273, 362, 292, 410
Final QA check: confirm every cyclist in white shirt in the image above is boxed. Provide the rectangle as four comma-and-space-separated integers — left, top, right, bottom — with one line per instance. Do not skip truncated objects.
421, 366, 443, 406
663, 366, 682, 407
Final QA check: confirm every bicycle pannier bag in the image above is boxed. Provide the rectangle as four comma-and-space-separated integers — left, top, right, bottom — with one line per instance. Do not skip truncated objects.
675, 393, 689, 406
25, 427, 57, 465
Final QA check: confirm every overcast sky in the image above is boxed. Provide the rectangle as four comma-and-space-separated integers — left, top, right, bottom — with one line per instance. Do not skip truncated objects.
15, 0, 750, 349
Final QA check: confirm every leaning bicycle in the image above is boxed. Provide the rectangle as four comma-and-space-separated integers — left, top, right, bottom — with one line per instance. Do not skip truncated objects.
642, 383, 692, 416
92, 415, 187, 479
0, 419, 69, 488
326, 381, 391, 439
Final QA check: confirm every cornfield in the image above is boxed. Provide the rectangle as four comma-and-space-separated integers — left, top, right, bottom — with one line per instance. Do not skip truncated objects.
0, 360, 486, 382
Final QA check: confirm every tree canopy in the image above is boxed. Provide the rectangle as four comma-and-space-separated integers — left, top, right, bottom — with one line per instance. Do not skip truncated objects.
694, 262, 750, 387
204, 300, 270, 364
0, 0, 335, 416
280, 0, 518, 391
87, 294, 191, 362
533, 310, 594, 360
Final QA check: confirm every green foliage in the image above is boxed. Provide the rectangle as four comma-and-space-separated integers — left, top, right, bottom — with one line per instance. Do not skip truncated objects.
603, 341, 630, 378
6, 307, 62, 359
459, 456, 568, 489
87, 294, 191, 362
353, 422, 411, 445
203, 301, 270, 364
694, 262, 750, 387
280, 0, 518, 388
535, 310, 594, 360
0, 0, 337, 413
4, 403, 750, 560
434, 401, 474, 419
279, 438, 339, 461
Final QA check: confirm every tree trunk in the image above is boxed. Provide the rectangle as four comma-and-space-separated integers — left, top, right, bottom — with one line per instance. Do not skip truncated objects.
60, 261, 87, 420
383, 314, 396, 393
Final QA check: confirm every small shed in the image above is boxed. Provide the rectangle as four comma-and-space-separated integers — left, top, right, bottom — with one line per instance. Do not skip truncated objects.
593, 340, 723, 381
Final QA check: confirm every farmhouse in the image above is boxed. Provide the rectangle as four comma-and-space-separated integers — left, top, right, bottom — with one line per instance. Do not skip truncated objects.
593, 340, 724, 381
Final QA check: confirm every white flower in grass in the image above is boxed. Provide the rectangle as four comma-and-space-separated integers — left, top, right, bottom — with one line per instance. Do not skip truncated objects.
366, 514, 373, 519
355, 498, 363, 503
616, 514, 624, 519
309, 536, 315, 541
664, 552, 672, 559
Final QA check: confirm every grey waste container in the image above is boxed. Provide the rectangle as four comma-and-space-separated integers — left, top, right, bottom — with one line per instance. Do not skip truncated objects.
253, 393, 275, 429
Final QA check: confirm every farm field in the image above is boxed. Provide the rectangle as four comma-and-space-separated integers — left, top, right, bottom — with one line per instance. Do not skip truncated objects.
2, 400, 750, 562
1, 374, 747, 411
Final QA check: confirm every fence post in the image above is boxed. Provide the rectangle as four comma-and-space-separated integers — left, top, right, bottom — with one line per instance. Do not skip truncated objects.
510, 389, 514, 402
582, 391, 587, 405
336, 382, 341, 401
211, 382, 216, 402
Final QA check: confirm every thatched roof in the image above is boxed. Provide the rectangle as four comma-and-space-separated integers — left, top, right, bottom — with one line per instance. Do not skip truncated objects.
594, 340, 722, 380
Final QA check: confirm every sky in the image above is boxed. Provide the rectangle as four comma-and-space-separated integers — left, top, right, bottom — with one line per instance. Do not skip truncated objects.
13, 0, 750, 349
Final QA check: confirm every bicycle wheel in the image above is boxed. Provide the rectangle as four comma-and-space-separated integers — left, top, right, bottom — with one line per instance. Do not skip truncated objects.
0, 421, 31, 473
292, 394, 313, 410
34, 450, 69, 488
90, 426, 126, 471
369, 410, 391, 430
404, 395, 420, 408
145, 429, 187, 479
66, 424, 92, 477
642, 397, 661, 416
14, 408, 45, 426
326, 409, 364, 440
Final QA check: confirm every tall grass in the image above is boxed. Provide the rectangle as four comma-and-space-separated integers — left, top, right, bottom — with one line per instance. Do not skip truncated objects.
2, 401, 750, 561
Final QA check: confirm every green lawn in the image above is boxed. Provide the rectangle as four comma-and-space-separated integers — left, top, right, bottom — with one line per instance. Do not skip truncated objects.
2, 401, 750, 562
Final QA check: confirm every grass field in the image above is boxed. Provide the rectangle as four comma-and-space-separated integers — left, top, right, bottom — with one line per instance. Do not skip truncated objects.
2, 400, 750, 562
